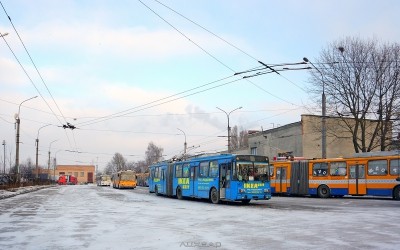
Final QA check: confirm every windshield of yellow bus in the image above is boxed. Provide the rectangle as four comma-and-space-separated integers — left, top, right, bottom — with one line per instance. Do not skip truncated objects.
121, 172, 135, 181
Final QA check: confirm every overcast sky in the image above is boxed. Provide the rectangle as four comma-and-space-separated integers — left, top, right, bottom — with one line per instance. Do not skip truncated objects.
1, 0, 399, 171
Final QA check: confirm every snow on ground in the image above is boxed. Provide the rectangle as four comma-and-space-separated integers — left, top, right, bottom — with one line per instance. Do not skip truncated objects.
0, 185, 51, 199
0, 185, 399, 249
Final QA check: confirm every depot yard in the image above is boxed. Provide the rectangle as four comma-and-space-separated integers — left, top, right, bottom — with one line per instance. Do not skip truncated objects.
0, 185, 399, 249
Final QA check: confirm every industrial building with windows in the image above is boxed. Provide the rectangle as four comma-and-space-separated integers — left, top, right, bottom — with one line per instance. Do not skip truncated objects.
55, 165, 95, 184
231, 114, 392, 159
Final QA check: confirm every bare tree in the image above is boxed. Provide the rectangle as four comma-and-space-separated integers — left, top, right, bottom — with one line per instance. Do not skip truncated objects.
308, 37, 400, 152
135, 160, 148, 173
230, 125, 249, 150
145, 142, 164, 165
230, 126, 239, 149
104, 153, 127, 174
239, 126, 249, 148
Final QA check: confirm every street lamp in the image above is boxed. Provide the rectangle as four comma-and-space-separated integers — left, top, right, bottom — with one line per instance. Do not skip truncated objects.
303, 57, 326, 159
35, 124, 51, 180
53, 149, 63, 182
48, 139, 58, 181
2, 140, 5, 174
177, 128, 187, 158
216, 106, 243, 153
15, 96, 38, 183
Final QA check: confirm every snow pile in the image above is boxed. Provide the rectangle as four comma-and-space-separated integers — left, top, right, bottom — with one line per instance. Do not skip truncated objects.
0, 185, 52, 199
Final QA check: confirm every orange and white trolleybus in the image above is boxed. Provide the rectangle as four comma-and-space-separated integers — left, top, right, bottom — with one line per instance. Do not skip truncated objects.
270, 151, 400, 200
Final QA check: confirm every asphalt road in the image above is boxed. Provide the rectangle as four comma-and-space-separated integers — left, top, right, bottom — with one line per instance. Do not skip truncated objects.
0, 185, 399, 249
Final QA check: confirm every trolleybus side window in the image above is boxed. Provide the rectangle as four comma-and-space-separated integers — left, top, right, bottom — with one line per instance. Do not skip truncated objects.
182, 164, 190, 178
269, 165, 274, 177
199, 162, 209, 177
368, 160, 388, 176
209, 161, 218, 178
175, 164, 182, 178
155, 167, 160, 178
330, 162, 347, 176
389, 159, 400, 175
313, 163, 328, 176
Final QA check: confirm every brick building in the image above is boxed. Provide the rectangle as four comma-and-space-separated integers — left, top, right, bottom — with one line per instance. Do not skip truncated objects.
55, 165, 95, 184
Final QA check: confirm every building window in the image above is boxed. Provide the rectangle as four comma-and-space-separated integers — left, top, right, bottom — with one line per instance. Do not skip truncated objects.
80, 172, 84, 177
74, 172, 78, 177
251, 147, 257, 155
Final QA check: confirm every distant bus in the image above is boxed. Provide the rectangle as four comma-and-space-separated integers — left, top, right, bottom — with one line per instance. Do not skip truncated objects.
270, 152, 400, 200
112, 170, 137, 189
148, 154, 271, 204
97, 174, 112, 186
136, 173, 149, 187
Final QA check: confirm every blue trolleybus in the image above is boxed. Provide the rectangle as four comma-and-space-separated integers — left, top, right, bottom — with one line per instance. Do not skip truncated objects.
148, 154, 271, 204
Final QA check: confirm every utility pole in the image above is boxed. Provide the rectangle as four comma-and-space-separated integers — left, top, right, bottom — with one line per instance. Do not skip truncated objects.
48, 139, 58, 181
216, 106, 242, 153
36, 124, 50, 180
177, 128, 187, 159
303, 57, 327, 158
2, 140, 5, 174
15, 96, 38, 184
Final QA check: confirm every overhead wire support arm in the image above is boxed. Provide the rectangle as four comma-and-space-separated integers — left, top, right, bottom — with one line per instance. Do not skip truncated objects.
258, 61, 281, 75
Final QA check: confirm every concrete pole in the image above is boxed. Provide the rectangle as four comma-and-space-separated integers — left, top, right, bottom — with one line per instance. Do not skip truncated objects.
15, 118, 20, 183
15, 96, 38, 184
303, 57, 326, 158
216, 107, 242, 153
2, 140, 5, 174
35, 138, 39, 179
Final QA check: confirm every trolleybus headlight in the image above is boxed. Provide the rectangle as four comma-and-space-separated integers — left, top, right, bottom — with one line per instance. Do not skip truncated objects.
264, 188, 270, 193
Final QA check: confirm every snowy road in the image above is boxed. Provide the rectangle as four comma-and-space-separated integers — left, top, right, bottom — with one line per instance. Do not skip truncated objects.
0, 185, 399, 249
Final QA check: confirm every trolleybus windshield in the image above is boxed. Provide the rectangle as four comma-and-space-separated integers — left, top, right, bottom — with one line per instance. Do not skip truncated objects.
235, 161, 269, 181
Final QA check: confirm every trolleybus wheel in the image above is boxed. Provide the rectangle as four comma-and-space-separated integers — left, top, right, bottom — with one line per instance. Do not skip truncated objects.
241, 199, 251, 205
155, 186, 160, 196
317, 185, 330, 198
176, 187, 183, 200
210, 188, 220, 204
394, 186, 400, 200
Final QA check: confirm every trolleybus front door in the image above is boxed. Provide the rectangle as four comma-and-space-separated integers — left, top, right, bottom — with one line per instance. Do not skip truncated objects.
190, 166, 198, 197
219, 163, 229, 199
275, 167, 287, 194
349, 164, 367, 195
